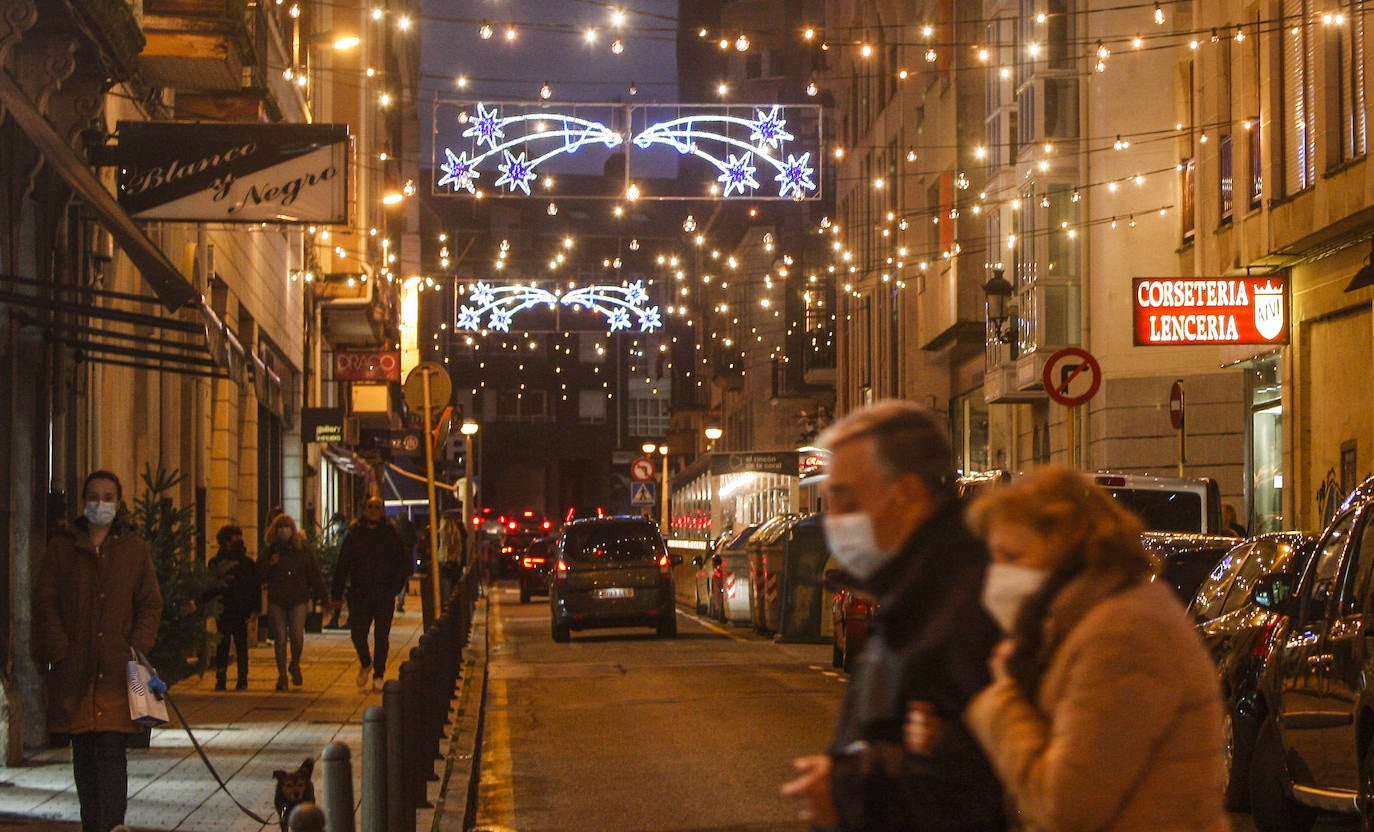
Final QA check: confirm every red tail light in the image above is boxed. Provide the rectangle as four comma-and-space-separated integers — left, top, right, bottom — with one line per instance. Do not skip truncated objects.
521, 556, 546, 569
555, 559, 569, 585
658, 552, 671, 578
1253, 614, 1282, 659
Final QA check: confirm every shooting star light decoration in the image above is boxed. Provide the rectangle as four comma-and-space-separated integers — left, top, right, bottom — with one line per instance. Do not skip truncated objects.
457, 280, 662, 333
436, 103, 817, 199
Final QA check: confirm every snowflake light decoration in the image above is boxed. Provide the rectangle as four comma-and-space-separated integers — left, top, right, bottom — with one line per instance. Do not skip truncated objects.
455, 279, 662, 333
494, 150, 537, 194
749, 106, 794, 150
775, 153, 816, 200
718, 153, 760, 197
465, 103, 506, 149
437, 149, 480, 193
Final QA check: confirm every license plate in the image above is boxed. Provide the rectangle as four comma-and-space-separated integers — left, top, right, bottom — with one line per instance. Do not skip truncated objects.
596, 587, 633, 599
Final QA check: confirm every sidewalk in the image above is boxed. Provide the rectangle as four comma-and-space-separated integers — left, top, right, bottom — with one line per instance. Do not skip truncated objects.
0, 588, 489, 832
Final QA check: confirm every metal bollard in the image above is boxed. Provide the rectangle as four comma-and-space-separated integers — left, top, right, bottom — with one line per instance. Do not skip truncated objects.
384, 679, 411, 831
287, 802, 326, 832
320, 742, 355, 832
361, 705, 386, 832
401, 657, 431, 807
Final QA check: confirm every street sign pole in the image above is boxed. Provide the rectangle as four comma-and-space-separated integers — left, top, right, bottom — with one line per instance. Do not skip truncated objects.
420, 368, 442, 618
405, 361, 452, 625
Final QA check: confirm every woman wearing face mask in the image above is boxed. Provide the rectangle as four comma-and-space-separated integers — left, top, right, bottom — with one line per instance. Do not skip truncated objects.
905, 465, 1227, 832
34, 470, 162, 832
258, 512, 326, 691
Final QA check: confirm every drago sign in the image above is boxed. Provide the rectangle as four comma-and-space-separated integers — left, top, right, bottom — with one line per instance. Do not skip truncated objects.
1132, 276, 1289, 346
116, 122, 349, 224
333, 350, 401, 382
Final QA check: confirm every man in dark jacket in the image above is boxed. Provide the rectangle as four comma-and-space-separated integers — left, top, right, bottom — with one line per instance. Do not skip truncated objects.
208, 524, 261, 690
781, 400, 1005, 832
331, 496, 411, 691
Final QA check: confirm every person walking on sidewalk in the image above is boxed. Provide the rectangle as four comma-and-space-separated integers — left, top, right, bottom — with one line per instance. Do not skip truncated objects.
207, 524, 260, 691
35, 470, 163, 832
332, 496, 411, 691
258, 512, 326, 692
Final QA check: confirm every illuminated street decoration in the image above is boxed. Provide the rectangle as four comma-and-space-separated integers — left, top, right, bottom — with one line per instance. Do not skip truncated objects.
457, 280, 662, 333
431, 101, 822, 200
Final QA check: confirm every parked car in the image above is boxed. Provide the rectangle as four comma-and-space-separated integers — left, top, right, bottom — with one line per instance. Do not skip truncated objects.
1139, 531, 1239, 601
1186, 531, 1319, 811
518, 536, 557, 604
1247, 476, 1374, 832
828, 572, 876, 673
550, 516, 682, 642
692, 532, 730, 616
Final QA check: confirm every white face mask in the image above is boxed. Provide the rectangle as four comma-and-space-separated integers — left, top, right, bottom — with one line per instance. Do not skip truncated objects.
823, 512, 897, 582
276, 527, 294, 543
981, 562, 1050, 633
84, 500, 118, 528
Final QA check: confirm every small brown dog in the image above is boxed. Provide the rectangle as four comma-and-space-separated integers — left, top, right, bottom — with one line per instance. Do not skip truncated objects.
272, 757, 316, 831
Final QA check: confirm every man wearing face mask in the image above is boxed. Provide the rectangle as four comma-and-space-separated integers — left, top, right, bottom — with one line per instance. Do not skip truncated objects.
207, 524, 260, 690
35, 470, 163, 832
781, 401, 1005, 832
331, 497, 411, 691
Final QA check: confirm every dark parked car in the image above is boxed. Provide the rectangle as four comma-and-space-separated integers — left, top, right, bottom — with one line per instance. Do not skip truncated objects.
1186, 531, 1318, 811
550, 516, 681, 642
1248, 476, 1374, 832
518, 536, 556, 604
1139, 531, 1240, 601
828, 576, 876, 673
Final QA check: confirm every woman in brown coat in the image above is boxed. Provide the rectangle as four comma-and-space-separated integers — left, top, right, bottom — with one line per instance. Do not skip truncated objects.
34, 470, 163, 832
906, 465, 1228, 832
258, 512, 326, 691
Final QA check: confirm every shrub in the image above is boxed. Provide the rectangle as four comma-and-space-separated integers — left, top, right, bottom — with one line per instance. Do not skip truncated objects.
133, 465, 220, 687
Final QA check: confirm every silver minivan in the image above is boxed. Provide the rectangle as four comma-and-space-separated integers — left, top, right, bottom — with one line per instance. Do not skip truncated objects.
550, 516, 681, 642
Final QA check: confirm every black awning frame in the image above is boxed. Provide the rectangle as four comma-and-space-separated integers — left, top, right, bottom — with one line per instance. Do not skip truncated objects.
0, 72, 201, 311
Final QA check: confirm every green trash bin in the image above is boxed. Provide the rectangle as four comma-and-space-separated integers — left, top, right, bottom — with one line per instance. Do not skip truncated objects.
778, 514, 830, 643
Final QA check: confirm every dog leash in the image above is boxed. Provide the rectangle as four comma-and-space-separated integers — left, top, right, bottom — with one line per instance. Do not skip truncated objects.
136, 650, 278, 826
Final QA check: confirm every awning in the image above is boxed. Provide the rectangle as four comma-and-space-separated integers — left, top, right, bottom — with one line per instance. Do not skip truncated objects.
0, 72, 201, 312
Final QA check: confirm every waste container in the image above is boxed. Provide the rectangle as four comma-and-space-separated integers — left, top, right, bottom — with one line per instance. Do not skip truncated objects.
748, 513, 802, 635
777, 514, 830, 643
716, 523, 759, 625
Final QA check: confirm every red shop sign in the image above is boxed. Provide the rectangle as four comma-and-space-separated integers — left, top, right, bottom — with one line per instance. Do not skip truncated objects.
1132, 276, 1289, 346
333, 349, 401, 381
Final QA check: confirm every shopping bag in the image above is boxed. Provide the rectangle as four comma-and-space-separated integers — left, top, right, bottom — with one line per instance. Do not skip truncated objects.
127, 648, 169, 727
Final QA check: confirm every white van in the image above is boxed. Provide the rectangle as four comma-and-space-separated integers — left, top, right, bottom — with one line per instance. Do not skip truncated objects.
957, 470, 1222, 535
1089, 472, 1222, 534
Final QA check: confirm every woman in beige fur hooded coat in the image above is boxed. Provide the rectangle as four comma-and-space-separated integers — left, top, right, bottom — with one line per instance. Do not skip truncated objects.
906, 465, 1229, 832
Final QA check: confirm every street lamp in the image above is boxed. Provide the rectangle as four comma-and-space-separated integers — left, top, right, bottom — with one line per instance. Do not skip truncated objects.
704, 425, 723, 451
461, 420, 479, 570
982, 268, 1018, 357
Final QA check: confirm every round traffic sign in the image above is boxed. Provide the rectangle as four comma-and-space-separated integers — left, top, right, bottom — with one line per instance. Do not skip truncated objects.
403, 361, 452, 413
630, 456, 656, 482
1168, 379, 1185, 430
1042, 346, 1102, 407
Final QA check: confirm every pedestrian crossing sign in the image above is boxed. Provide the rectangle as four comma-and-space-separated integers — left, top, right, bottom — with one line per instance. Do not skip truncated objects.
630, 482, 656, 506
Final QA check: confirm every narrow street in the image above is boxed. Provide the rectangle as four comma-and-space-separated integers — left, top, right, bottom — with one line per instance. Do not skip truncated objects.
473, 584, 843, 832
